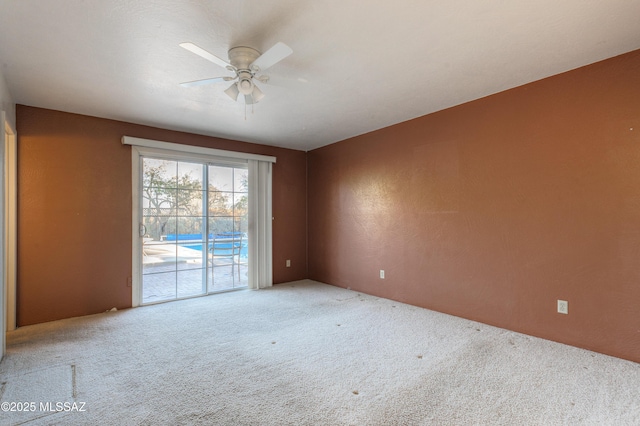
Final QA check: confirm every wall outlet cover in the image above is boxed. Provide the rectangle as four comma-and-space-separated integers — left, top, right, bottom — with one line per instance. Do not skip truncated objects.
557, 300, 568, 314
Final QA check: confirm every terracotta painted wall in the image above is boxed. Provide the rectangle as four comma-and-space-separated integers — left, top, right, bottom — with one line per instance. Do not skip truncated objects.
17, 106, 307, 325
308, 50, 640, 363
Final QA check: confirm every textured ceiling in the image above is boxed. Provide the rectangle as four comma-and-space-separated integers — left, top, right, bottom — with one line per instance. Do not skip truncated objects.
1, 0, 640, 151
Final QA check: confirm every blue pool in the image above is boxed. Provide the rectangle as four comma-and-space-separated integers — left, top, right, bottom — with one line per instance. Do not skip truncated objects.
180, 242, 248, 257
182, 243, 205, 251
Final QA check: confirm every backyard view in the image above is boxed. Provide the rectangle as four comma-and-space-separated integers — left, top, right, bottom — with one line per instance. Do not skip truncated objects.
141, 158, 249, 303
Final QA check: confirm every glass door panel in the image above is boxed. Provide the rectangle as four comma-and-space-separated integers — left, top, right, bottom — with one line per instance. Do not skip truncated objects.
207, 164, 248, 292
141, 158, 206, 303
141, 158, 248, 304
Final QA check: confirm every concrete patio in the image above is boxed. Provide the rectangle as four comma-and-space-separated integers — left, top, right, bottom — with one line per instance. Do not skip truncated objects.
142, 242, 247, 304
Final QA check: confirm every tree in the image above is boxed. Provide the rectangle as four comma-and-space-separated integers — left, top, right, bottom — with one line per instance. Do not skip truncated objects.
143, 162, 207, 240
143, 160, 248, 241
232, 175, 248, 233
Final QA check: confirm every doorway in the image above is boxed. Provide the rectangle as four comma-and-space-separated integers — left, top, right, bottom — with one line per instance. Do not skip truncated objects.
141, 157, 249, 304
125, 136, 274, 307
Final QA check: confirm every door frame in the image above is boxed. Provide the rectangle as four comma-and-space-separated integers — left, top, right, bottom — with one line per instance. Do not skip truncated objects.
2, 114, 17, 358
125, 136, 275, 307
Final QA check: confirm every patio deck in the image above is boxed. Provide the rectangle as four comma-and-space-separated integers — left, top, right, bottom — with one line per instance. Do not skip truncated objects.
142, 242, 247, 304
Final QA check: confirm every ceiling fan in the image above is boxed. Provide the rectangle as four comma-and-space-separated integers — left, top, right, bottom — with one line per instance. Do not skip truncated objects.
179, 41, 293, 104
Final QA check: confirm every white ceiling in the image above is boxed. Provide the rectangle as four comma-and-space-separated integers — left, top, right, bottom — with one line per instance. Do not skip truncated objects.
1, 1, 639, 151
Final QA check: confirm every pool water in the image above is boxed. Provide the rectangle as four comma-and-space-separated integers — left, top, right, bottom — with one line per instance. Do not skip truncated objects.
182, 243, 204, 251
180, 242, 248, 257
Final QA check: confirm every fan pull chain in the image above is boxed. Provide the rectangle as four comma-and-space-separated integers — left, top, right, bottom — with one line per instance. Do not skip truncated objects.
243, 95, 256, 120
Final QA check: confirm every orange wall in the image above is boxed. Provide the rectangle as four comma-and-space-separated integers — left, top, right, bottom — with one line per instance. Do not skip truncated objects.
308, 50, 640, 363
16, 106, 307, 325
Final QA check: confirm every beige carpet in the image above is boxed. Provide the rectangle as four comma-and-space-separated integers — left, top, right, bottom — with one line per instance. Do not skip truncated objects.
1, 280, 639, 425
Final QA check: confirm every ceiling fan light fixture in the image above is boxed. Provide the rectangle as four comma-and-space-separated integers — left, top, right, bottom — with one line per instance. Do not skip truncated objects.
251, 85, 265, 103
238, 74, 254, 95
224, 83, 239, 101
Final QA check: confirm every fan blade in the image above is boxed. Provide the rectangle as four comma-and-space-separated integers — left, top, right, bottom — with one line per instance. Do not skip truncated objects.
180, 77, 233, 87
179, 42, 232, 70
251, 42, 292, 71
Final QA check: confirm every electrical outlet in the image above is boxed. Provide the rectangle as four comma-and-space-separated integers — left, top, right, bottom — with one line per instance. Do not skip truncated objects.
380, 270, 385, 279
286, 259, 291, 267
557, 300, 568, 314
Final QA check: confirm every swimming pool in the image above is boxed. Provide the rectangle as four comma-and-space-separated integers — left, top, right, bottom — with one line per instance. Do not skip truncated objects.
180, 242, 248, 257
182, 243, 205, 251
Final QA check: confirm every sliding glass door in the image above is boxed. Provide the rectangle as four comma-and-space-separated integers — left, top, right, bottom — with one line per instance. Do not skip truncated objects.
207, 165, 249, 292
141, 157, 248, 304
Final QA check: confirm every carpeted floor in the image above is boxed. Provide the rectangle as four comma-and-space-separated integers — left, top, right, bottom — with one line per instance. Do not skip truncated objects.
1, 280, 639, 425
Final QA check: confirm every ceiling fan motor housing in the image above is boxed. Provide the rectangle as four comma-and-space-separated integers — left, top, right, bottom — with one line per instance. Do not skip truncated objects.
228, 47, 261, 95
228, 46, 261, 70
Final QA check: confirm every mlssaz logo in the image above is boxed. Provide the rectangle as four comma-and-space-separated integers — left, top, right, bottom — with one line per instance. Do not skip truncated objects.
40, 402, 87, 412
